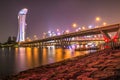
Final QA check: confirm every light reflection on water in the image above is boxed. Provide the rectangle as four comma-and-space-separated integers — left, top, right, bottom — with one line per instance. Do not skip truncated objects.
0, 46, 96, 77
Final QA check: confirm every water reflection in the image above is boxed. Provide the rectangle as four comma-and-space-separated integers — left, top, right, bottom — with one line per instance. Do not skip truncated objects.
0, 46, 95, 77
55, 48, 63, 62
15, 48, 26, 72
33, 47, 39, 66
47, 46, 55, 63
42, 47, 48, 64
26, 47, 32, 68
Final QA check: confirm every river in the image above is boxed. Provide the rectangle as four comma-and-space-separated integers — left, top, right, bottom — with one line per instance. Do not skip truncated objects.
0, 46, 96, 77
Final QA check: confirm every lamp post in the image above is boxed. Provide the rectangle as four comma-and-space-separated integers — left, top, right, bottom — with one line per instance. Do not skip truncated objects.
72, 23, 78, 32
43, 32, 46, 38
65, 30, 70, 34
82, 26, 86, 30
96, 17, 100, 21
103, 22, 107, 26
34, 35, 38, 40
95, 17, 101, 28
56, 29, 61, 35
72, 23, 77, 28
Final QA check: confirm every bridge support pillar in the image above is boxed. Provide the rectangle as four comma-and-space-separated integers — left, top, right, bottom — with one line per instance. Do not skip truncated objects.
101, 30, 111, 42
39, 42, 43, 48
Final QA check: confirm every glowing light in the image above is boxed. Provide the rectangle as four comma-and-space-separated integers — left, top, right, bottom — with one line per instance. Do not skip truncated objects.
71, 45, 75, 49
57, 29, 60, 32
34, 35, 37, 38
72, 37, 75, 40
57, 32, 61, 35
19, 8, 28, 15
82, 26, 85, 30
43, 32, 46, 38
26, 37, 31, 41
34, 35, 38, 40
72, 23, 77, 28
65, 30, 70, 33
43, 32, 46, 35
96, 17, 101, 21
48, 30, 51, 33
85, 45, 88, 48
81, 45, 83, 48
26, 37, 29, 40
76, 29, 79, 32
103, 22, 107, 26
78, 27, 81, 30
95, 26, 98, 28
88, 25, 92, 29
94, 35, 97, 38
77, 45, 80, 48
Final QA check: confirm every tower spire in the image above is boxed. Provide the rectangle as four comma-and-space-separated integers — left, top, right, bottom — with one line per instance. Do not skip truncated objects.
16, 8, 28, 42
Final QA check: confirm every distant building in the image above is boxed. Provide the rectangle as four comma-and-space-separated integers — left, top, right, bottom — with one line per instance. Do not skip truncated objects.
16, 8, 28, 42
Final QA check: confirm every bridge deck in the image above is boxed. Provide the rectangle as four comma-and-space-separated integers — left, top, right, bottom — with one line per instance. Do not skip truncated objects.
21, 23, 120, 44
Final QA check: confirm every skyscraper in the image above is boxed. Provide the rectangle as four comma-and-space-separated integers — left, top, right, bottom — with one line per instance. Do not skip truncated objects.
16, 8, 28, 42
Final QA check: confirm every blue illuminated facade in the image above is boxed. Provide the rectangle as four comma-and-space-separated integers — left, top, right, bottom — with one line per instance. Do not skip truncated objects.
16, 8, 28, 42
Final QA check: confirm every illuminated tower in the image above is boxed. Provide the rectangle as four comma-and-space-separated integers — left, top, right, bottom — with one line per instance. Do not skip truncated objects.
16, 8, 28, 42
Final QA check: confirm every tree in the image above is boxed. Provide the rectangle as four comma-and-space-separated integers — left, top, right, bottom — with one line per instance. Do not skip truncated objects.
7, 36, 12, 43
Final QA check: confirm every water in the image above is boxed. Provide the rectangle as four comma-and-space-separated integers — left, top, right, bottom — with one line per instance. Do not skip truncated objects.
0, 46, 96, 77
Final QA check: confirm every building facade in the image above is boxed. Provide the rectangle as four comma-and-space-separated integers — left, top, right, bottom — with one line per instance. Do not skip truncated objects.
16, 8, 28, 42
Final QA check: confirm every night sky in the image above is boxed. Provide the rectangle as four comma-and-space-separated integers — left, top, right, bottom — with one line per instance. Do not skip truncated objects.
0, 0, 120, 42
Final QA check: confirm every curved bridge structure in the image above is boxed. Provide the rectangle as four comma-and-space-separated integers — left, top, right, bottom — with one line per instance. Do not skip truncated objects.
20, 23, 120, 47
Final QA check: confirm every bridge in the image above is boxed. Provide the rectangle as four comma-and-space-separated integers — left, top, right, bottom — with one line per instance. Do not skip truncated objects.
20, 23, 120, 48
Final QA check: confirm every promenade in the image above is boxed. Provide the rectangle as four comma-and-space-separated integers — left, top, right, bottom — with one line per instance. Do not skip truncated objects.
6, 49, 120, 80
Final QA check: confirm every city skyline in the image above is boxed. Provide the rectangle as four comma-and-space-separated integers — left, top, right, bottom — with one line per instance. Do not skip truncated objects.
0, 0, 120, 42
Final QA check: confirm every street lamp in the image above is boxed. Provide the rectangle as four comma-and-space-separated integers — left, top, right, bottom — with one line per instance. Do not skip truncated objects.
57, 29, 59, 32
96, 17, 101, 22
56, 29, 61, 35
88, 25, 92, 29
82, 26, 85, 30
26, 37, 31, 41
95, 17, 101, 28
103, 22, 107, 26
72, 23, 77, 28
76, 29, 79, 32
34, 35, 38, 40
65, 30, 69, 34
43, 32, 46, 38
